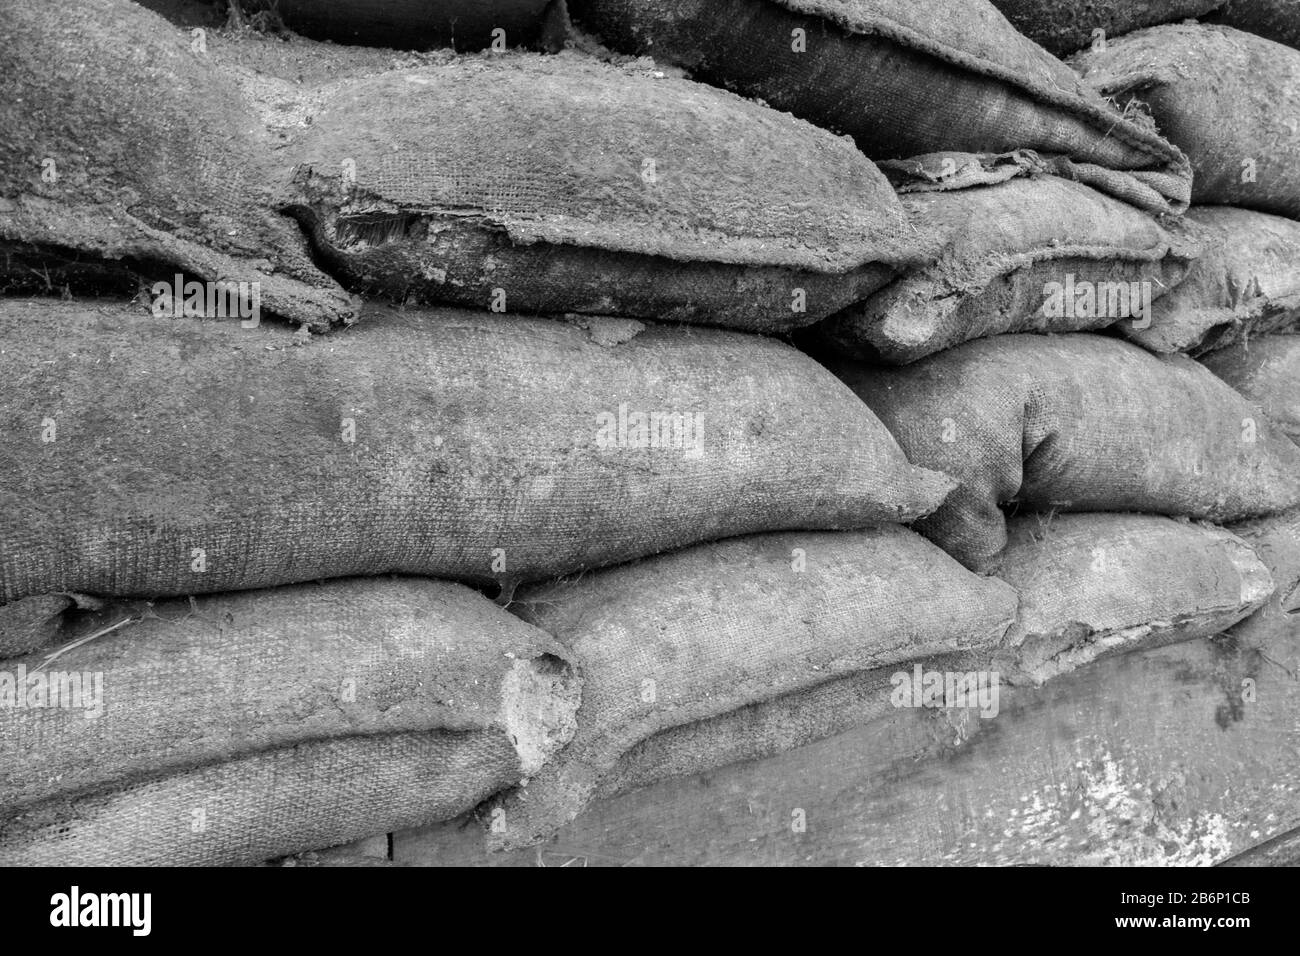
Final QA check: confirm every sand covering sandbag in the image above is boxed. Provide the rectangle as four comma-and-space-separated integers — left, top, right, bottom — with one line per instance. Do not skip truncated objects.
567, 0, 1192, 214
0, 578, 579, 815
0, 0, 357, 330
994, 513, 1273, 683
0, 299, 951, 643
1118, 208, 1300, 354
1072, 23, 1300, 217
833, 334, 1300, 571
989, 0, 1224, 54
281, 51, 912, 330
809, 166, 1198, 363
486, 528, 1019, 848
1210, 0, 1300, 50
1202, 335, 1300, 444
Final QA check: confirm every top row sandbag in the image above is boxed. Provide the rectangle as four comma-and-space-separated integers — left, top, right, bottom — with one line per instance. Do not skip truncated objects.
987, 0, 1224, 54
566, 0, 1192, 214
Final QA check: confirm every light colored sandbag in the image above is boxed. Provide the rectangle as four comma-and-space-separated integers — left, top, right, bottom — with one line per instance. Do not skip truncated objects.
566, 0, 1192, 213
1210, 0, 1300, 50
994, 513, 1273, 683
1202, 335, 1300, 444
0, 577, 579, 811
0, 0, 358, 330
990, 0, 1224, 54
1228, 510, 1300, 642
1118, 208, 1300, 354
1072, 23, 1300, 217
488, 528, 1019, 848
810, 168, 1197, 363
0, 298, 951, 640
833, 334, 1300, 571
281, 51, 911, 330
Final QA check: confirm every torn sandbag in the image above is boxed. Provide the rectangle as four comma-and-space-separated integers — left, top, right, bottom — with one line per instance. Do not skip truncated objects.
0, 298, 952, 624
1072, 23, 1300, 218
1209, 0, 1300, 51
989, 0, 1224, 55
484, 528, 1018, 848
0, 577, 580, 813
0, 0, 358, 330
566, 0, 1192, 214
807, 167, 1198, 364
1117, 208, 1300, 354
1228, 510, 1300, 642
832, 334, 1300, 571
280, 51, 914, 330
234, 0, 555, 51
1202, 335, 1300, 445
994, 513, 1273, 684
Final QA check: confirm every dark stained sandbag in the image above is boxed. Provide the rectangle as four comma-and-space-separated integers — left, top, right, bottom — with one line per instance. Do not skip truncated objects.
281, 52, 912, 330
808, 168, 1198, 364
989, 0, 1224, 54
1072, 24, 1300, 217
1210, 0, 1300, 50
236, 0, 554, 50
1202, 335, 1300, 444
1118, 208, 1300, 354
488, 528, 1019, 848
1228, 510, 1300, 641
0, 0, 358, 330
566, 0, 1193, 214
832, 334, 1300, 571
0, 578, 580, 813
994, 514, 1273, 683
0, 299, 952, 637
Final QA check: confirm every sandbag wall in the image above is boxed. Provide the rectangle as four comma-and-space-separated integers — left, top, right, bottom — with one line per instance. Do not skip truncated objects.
0, 0, 1296, 866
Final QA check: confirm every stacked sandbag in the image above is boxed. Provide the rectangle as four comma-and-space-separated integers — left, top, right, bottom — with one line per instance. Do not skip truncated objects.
0, 578, 581, 866
1210, 0, 1300, 49
1072, 23, 1300, 217
831, 335, 1300, 571
1118, 208, 1300, 354
566, 0, 1193, 213
488, 528, 1020, 848
0, 298, 951, 648
279, 51, 913, 329
807, 164, 1198, 363
0, 0, 358, 330
1228, 510, 1300, 641
989, 0, 1225, 54
1203, 336, 1300, 443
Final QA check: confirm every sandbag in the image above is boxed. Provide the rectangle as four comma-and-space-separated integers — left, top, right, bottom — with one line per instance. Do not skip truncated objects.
281, 52, 911, 330
989, 0, 1224, 54
1118, 208, 1300, 354
994, 513, 1273, 683
235, 0, 555, 50
808, 167, 1198, 364
566, 0, 1192, 214
0, 730, 519, 866
1072, 23, 1300, 217
488, 528, 1019, 848
1210, 0, 1300, 49
1202, 335, 1300, 444
832, 334, 1300, 570
0, 577, 580, 812
1228, 510, 1300, 642
0, 0, 358, 330
0, 298, 951, 638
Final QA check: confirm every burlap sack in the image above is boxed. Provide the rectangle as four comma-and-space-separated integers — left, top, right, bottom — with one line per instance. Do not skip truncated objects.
1072, 24, 1300, 217
0, 299, 951, 639
1228, 510, 1300, 642
236, 0, 554, 50
833, 334, 1300, 570
809, 168, 1197, 364
1202, 336, 1300, 444
0, 577, 580, 811
0, 730, 520, 866
994, 513, 1273, 683
487, 528, 1019, 848
567, 0, 1192, 213
0, 0, 358, 330
1210, 0, 1300, 50
990, 0, 1224, 54
1118, 208, 1300, 354
281, 51, 912, 330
